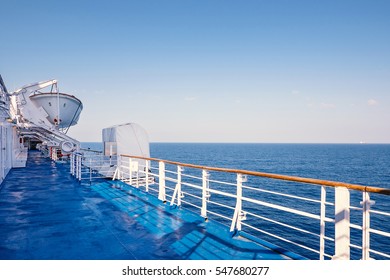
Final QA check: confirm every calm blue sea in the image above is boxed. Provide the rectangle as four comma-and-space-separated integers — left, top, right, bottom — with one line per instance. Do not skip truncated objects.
81, 142, 390, 259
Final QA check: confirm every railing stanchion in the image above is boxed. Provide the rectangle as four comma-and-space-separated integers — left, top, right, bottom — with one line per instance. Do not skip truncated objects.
361, 191, 375, 260
171, 166, 183, 206
320, 185, 326, 260
89, 157, 92, 183
145, 160, 149, 192
70, 152, 74, 175
158, 161, 166, 202
129, 158, 132, 185
230, 173, 246, 232
135, 161, 139, 188
201, 169, 210, 219
333, 187, 350, 260
75, 153, 81, 181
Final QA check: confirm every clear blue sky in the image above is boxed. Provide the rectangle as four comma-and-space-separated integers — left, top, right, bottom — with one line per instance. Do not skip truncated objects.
1, 0, 389, 143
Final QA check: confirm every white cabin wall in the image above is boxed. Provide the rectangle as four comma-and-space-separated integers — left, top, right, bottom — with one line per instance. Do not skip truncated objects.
0, 123, 14, 184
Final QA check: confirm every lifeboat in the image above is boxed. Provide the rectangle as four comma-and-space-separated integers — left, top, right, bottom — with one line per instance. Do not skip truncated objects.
29, 92, 83, 128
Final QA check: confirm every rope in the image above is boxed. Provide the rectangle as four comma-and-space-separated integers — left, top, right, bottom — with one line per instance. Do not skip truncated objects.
64, 102, 82, 134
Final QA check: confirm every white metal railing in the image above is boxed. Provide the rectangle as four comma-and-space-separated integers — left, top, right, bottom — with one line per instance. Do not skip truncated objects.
111, 154, 390, 260
71, 150, 118, 182
111, 155, 154, 186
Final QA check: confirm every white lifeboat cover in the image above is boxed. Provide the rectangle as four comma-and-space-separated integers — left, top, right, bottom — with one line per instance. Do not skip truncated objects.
102, 123, 150, 157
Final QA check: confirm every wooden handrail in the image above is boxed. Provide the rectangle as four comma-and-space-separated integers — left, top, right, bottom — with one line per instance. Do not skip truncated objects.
121, 154, 390, 195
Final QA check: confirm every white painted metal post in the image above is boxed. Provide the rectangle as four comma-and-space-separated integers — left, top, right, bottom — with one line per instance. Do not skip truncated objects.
74, 153, 77, 179
171, 166, 183, 206
70, 153, 74, 175
113, 155, 121, 181
72, 153, 75, 175
158, 161, 166, 202
136, 161, 139, 188
89, 157, 92, 183
201, 169, 210, 218
333, 187, 350, 260
361, 191, 374, 260
145, 160, 149, 192
76, 153, 81, 181
128, 158, 132, 185
76, 154, 79, 180
230, 173, 245, 232
320, 185, 326, 260
177, 166, 182, 206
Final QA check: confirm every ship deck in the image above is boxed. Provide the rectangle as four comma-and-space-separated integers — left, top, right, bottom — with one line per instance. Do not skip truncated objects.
0, 151, 301, 260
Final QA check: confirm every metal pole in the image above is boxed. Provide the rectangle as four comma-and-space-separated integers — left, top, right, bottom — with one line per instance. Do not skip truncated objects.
320, 185, 326, 260
201, 169, 210, 219
361, 191, 374, 260
158, 161, 166, 202
230, 173, 244, 232
145, 160, 149, 192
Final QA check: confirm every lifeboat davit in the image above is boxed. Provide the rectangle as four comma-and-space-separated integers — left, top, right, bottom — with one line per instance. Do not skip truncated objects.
29, 92, 83, 128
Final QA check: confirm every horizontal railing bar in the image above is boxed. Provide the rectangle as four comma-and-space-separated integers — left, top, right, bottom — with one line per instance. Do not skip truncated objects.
370, 209, 390, 217
181, 173, 202, 180
181, 181, 203, 190
165, 186, 175, 192
246, 211, 332, 238
181, 200, 202, 210
207, 210, 233, 221
350, 223, 363, 230
323, 252, 334, 259
208, 200, 236, 211
243, 196, 321, 220
369, 248, 390, 258
349, 206, 362, 211
370, 228, 390, 238
121, 154, 390, 195
209, 188, 237, 199
148, 172, 159, 177
350, 243, 362, 250
208, 178, 237, 186
182, 191, 202, 201
165, 177, 178, 183
323, 235, 335, 242
243, 184, 333, 205
242, 222, 322, 256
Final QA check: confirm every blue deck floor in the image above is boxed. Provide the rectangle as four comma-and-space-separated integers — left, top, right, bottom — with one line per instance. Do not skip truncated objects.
0, 151, 295, 260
